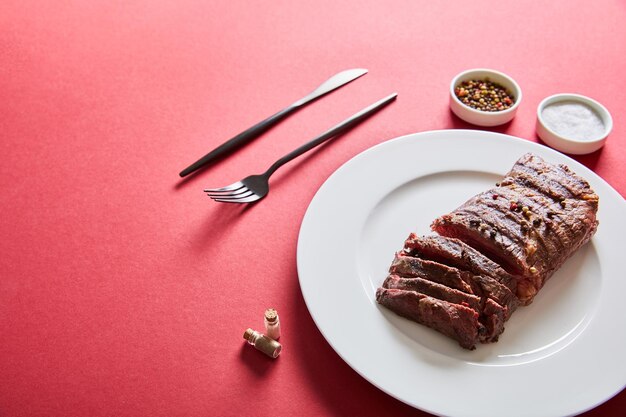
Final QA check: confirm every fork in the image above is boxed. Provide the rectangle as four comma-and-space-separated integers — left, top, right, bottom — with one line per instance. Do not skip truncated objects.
204, 92, 397, 203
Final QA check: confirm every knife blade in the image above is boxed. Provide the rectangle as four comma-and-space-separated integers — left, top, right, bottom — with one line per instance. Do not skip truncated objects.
179, 68, 368, 177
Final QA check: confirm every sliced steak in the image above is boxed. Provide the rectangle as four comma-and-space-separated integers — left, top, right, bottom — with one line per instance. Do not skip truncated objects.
376, 288, 481, 350
391, 251, 517, 318
389, 253, 473, 293
376, 153, 599, 348
431, 193, 529, 276
382, 275, 506, 342
403, 233, 517, 292
432, 153, 599, 304
480, 298, 506, 343
383, 274, 482, 311
468, 274, 516, 319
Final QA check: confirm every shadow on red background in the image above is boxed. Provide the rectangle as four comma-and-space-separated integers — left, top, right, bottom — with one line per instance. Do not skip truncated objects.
239, 342, 279, 378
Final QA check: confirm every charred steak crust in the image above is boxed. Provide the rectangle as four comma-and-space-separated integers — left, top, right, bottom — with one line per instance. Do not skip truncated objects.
376, 288, 481, 350
432, 153, 599, 304
500, 153, 600, 205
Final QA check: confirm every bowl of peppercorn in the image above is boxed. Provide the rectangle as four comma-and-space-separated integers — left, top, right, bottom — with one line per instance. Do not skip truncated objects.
450, 68, 522, 126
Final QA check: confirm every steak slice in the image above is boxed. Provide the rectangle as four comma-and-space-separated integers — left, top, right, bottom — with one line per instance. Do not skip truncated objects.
389, 253, 473, 293
382, 275, 505, 342
432, 153, 599, 305
391, 252, 517, 318
403, 233, 517, 292
431, 193, 529, 276
481, 298, 506, 342
468, 274, 516, 319
383, 274, 482, 311
376, 288, 481, 350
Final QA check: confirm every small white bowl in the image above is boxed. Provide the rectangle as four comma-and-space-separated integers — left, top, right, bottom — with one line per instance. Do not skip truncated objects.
536, 93, 612, 155
449, 68, 522, 126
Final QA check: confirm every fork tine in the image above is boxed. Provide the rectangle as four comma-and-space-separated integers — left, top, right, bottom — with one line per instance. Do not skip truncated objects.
205, 187, 251, 198
203, 182, 245, 193
208, 190, 254, 200
211, 194, 262, 204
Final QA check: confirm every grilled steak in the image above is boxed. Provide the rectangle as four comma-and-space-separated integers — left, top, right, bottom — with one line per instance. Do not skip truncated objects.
376, 288, 481, 349
403, 233, 516, 292
432, 153, 598, 304
376, 153, 599, 349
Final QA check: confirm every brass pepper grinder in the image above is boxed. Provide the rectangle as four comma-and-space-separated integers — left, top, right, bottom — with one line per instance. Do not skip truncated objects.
243, 328, 282, 358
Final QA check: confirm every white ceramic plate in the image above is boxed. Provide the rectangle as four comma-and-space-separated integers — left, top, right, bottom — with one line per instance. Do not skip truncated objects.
297, 130, 626, 417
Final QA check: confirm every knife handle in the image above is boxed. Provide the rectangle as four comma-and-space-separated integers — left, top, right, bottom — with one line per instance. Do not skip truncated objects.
179, 105, 297, 177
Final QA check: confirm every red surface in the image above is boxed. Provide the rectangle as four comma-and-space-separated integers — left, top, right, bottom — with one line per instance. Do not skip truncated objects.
1, 1, 625, 416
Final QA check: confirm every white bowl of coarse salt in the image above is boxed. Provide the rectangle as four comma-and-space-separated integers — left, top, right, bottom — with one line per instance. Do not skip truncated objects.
536, 93, 612, 154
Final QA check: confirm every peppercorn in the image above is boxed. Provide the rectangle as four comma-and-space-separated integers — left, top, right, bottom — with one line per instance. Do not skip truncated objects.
529, 266, 538, 274
520, 222, 529, 234
510, 202, 518, 211
454, 79, 515, 112
526, 243, 537, 256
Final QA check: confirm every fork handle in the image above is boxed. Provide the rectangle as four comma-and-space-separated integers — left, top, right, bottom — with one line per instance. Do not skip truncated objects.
264, 93, 398, 177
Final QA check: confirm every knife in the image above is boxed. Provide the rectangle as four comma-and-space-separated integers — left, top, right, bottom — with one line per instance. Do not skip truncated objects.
179, 68, 368, 177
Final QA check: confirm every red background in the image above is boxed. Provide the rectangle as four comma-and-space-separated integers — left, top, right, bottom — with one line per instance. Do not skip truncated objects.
1, 1, 624, 416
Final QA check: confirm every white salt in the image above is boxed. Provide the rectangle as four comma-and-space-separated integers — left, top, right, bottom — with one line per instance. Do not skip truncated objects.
541, 101, 605, 141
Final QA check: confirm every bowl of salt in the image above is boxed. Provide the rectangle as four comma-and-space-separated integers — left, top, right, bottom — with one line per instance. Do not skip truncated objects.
536, 93, 612, 155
